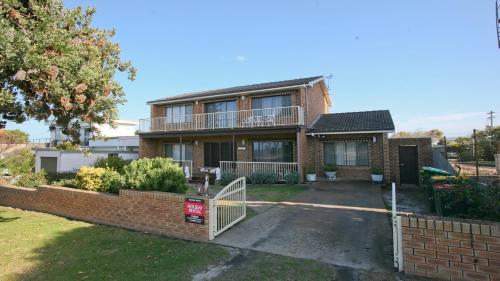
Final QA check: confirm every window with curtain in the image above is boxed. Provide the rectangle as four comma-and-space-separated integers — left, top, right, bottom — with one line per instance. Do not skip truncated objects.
165, 104, 193, 123
252, 141, 293, 162
164, 143, 193, 161
324, 141, 369, 166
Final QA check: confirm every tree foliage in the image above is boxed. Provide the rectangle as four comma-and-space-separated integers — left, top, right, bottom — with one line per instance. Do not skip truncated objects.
0, 0, 136, 142
392, 129, 444, 144
0, 128, 28, 143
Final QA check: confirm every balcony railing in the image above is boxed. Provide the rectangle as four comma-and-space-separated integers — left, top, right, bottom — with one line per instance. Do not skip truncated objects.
139, 106, 304, 133
220, 161, 298, 182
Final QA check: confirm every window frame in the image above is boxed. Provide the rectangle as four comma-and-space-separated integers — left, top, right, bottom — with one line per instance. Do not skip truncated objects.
165, 104, 193, 124
323, 141, 369, 167
252, 140, 294, 163
164, 143, 193, 161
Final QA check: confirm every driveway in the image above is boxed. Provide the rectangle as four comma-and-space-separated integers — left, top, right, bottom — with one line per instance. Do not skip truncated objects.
213, 180, 394, 272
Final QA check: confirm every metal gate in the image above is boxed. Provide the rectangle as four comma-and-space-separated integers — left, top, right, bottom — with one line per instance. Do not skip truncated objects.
392, 182, 404, 272
209, 177, 246, 240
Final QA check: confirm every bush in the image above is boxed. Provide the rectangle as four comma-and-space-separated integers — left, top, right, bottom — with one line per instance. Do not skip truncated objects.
52, 178, 79, 188
16, 170, 47, 188
220, 173, 238, 185
75, 166, 123, 194
0, 148, 34, 176
94, 156, 130, 172
304, 165, 315, 174
123, 157, 187, 193
284, 172, 299, 185
55, 141, 80, 151
46, 172, 77, 184
250, 172, 278, 184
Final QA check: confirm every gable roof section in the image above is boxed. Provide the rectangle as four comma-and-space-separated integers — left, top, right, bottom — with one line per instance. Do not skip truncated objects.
147, 76, 324, 104
309, 110, 395, 134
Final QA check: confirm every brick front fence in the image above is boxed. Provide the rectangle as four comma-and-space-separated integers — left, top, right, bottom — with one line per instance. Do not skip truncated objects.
0, 184, 209, 241
401, 214, 500, 281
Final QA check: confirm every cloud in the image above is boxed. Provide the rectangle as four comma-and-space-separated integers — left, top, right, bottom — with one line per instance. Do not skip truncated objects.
236, 55, 246, 63
395, 112, 488, 137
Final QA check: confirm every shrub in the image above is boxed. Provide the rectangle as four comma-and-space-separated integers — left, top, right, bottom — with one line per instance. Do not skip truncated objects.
220, 172, 238, 185
52, 178, 79, 188
16, 170, 47, 188
371, 167, 383, 175
46, 172, 77, 184
94, 156, 130, 172
55, 141, 80, 151
75, 166, 123, 194
0, 148, 34, 176
284, 172, 299, 185
323, 164, 337, 172
123, 157, 187, 193
250, 172, 278, 184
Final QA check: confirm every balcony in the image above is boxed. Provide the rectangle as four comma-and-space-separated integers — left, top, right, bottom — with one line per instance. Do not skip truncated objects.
139, 106, 304, 133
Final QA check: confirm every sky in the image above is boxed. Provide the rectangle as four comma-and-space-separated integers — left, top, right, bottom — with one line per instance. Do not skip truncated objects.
7, 0, 500, 139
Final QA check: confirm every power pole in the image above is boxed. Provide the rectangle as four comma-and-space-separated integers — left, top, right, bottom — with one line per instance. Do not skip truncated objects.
487, 110, 495, 129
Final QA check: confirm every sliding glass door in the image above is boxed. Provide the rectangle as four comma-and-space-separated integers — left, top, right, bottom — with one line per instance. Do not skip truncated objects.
205, 100, 237, 128
204, 142, 235, 167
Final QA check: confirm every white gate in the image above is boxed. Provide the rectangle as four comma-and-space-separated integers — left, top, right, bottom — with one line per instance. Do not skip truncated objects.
209, 177, 246, 240
392, 182, 404, 272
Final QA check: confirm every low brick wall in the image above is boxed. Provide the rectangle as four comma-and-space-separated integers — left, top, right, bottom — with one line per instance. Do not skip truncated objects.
0, 184, 209, 241
401, 214, 500, 281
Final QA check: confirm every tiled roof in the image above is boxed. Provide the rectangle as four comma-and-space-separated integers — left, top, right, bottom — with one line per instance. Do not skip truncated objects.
147, 76, 323, 104
309, 110, 395, 133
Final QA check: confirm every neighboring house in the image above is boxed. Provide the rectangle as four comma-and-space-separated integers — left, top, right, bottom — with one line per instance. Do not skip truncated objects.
50, 119, 138, 146
35, 120, 139, 173
137, 76, 403, 182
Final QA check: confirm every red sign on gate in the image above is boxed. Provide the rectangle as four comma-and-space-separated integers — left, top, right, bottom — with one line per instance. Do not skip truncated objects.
184, 198, 205, 224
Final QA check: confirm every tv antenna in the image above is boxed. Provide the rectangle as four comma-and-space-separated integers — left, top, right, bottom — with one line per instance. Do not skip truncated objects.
487, 110, 495, 129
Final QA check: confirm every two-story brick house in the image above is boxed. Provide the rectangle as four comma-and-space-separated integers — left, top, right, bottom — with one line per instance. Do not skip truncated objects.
138, 76, 395, 182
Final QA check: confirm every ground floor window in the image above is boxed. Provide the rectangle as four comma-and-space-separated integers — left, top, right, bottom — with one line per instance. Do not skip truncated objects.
252, 140, 293, 162
204, 142, 235, 167
324, 141, 369, 166
164, 143, 193, 161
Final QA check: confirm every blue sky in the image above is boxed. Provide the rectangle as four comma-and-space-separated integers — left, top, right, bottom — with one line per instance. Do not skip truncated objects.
8, 0, 500, 139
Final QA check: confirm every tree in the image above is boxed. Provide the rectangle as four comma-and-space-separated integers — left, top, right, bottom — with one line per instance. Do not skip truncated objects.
392, 129, 444, 145
0, 0, 136, 143
0, 129, 28, 143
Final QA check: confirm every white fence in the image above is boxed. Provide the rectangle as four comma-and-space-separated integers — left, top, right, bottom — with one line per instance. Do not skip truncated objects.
208, 177, 246, 240
220, 161, 298, 182
139, 106, 304, 132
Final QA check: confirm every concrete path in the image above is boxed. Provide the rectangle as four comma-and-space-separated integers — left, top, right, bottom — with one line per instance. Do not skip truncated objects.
213, 180, 394, 272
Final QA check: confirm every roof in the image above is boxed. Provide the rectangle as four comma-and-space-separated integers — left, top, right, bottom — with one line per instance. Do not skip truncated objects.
147, 76, 324, 104
309, 110, 395, 134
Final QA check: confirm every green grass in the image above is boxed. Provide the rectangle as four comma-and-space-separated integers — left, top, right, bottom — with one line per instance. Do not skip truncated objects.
0, 206, 228, 281
214, 251, 338, 281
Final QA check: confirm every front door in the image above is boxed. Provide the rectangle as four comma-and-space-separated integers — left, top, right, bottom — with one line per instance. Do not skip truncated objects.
399, 146, 419, 184
40, 157, 58, 173
204, 142, 235, 167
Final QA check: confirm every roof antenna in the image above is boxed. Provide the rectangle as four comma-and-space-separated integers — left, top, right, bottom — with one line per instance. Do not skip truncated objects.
325, 74, 333, 91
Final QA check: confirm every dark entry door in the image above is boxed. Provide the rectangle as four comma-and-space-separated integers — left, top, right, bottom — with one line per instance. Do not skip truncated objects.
399, 146, 418, 184
204, 142, 235, 167
40, 157, 58, 173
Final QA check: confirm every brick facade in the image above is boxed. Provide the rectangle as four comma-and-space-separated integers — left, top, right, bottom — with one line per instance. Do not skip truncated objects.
389, 138, 433, 185
401, 214, 500, 281
307, 133, 388, 182
0, 184, 209, 241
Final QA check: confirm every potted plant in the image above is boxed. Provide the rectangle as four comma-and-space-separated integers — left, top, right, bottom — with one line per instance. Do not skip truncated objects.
323, 164, 337, 180
304, 165, 317, 182
371, 167, 384, 183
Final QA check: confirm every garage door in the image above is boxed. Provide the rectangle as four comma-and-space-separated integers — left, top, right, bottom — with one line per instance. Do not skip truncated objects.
40, 157, 58, 173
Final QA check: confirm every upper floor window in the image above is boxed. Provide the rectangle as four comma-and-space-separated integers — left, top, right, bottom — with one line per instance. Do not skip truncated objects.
324, 141, 369, 166
252, 95, 291, 110
205, 100, 236, 113
205, 100, 237, 128
165, 104, 192, 123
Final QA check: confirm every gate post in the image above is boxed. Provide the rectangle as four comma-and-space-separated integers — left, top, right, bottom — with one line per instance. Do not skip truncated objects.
208, 198, 215, 241
392, 182, 404, 272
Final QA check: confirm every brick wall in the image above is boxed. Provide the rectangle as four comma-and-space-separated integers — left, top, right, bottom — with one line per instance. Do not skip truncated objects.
0, 184, 209, 241
401, 214, 500, 281
389, 138, 433, 184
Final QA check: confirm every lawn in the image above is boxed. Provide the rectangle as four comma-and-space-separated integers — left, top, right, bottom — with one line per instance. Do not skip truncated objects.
208, 184, 308, 202
0, 206, 228, 281
0, 206, 339, 281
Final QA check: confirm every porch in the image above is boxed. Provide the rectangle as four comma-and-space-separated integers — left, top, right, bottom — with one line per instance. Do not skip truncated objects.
219, 161, 298, 182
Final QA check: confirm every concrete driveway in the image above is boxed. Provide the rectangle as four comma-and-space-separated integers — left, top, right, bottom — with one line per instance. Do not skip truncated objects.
213, 181, 394, 272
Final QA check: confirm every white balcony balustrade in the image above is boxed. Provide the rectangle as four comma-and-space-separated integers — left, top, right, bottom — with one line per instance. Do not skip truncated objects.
139, 106, 304, 132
